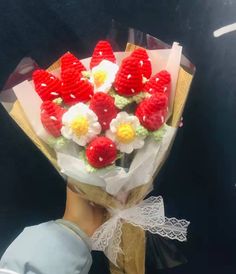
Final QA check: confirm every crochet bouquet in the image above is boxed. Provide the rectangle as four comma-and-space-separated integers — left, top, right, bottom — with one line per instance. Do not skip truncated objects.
0, 25, 194, 274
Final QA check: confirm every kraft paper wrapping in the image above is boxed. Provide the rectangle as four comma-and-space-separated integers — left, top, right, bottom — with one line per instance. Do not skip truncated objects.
5, 44, 193, 274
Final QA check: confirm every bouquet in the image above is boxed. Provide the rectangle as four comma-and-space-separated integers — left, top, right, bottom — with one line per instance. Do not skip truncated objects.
0, 23, 194, 274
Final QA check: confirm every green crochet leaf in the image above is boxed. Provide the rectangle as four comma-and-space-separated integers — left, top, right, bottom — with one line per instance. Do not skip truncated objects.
109, 88, 148, 109
86, 163, 98, 173
47, 136, 68, 149
114, 94, 132, 109
79, 149, 116, 173
151, 124, 167, 142
81, 70, 91, 79
132, 92, 149, 103
52, 97, 63, 105
116, 152, 123, 160
136, 125, 149, 138
86, 161, 115, 173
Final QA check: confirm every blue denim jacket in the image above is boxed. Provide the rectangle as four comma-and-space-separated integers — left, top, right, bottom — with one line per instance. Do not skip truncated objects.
0, 220, 92, 274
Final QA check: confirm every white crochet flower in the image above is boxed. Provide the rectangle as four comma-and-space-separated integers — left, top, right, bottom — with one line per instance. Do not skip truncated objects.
90, 60, 119, 93
106, 112, 145, 153
61, 103, 101, 146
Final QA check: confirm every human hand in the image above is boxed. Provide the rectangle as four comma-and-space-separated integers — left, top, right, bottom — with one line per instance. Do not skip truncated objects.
63, 186, 106, 236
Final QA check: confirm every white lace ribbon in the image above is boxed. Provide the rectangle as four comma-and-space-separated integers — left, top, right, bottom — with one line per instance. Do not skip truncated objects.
91, 196, 190, 266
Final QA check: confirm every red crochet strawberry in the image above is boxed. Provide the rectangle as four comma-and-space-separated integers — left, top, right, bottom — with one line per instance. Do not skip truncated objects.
33, 69, 62, 101
130, 48, 152, 79
61, 68, 94, 105
144, 70, 171, 97
135, 93, 168, 131
61, 52, 86, 80
40, 101, 66, 137
114, 56, 144, 97
89, 92, 118, 131
90, 40, 116, 69
86, 136, 117, 168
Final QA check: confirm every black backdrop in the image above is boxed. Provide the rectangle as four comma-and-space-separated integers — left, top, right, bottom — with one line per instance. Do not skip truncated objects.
0, 1, 236, 274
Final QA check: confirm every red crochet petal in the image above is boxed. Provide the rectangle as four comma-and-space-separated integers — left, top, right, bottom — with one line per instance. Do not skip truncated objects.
130, 48, 152, 79
144, 70, 171, 98
89, 92, 118, 130
114, 56, 144, 97
61, 52, 86, 80
135, 93, 168, 131
33, 69, 62, 101
90, 40, 116, 69
41, 101, 66, 137
86, 137, 117, 168
61, 68, 94, 105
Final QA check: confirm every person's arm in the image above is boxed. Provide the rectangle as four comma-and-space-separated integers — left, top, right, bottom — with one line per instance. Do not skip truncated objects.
0, 187, 105, 274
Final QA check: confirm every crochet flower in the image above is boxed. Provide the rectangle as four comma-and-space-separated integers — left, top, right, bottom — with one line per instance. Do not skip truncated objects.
61, 103, 101, 146
90, 60, 119, 93
106, 112, 145, 153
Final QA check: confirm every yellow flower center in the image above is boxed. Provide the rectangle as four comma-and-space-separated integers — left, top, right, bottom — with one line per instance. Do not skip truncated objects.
93, 70, 107, 88
71, 116, 89, 136
116, 123, 136, 144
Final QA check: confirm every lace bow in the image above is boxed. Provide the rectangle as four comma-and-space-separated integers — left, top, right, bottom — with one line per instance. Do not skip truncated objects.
91, 196, 190, 266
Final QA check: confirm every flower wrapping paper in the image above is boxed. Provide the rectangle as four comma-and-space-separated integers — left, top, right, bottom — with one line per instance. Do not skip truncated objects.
0, 27, 194, 273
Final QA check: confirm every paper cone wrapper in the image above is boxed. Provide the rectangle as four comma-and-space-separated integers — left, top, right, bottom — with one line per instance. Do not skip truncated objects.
0, 43, 194, 273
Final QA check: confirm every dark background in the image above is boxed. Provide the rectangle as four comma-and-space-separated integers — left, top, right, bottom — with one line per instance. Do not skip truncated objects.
0, 1, 236, 273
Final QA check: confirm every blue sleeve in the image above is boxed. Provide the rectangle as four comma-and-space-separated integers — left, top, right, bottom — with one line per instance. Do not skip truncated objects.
0, 220, 92, 274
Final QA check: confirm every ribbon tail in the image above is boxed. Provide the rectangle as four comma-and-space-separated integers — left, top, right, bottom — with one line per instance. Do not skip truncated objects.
91, 217, 123, 266
154, 217, 190, 242
122, 196, 190, 242
106, 220, 123, 266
